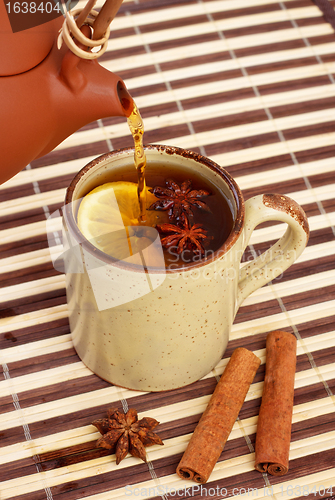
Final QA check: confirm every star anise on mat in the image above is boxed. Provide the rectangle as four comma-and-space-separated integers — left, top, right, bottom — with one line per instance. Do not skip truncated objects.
157, 215, 210, 255
92, 408, 163, 464
149, 179, 211, 220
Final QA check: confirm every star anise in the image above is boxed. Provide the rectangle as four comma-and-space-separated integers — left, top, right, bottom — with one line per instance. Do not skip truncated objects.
92, 408, 163, 464
157, 215, 210, 255
149, 179, 211, 220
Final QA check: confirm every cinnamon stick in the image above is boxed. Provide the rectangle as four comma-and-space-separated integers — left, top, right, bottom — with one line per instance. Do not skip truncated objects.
255, 330, 297, 476
176, 347, 261, 484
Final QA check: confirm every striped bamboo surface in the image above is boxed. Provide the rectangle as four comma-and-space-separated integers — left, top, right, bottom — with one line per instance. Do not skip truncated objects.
1, 0, 335, 499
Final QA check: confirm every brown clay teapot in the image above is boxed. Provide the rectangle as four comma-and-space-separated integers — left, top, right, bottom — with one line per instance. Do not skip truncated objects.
0, 4, 133, 185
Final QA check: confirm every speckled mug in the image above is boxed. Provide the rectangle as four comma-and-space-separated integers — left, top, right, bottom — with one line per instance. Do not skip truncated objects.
63, 145, 309, 392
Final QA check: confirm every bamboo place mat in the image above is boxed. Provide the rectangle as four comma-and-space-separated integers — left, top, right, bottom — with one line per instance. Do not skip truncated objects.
1, 0, 335, 499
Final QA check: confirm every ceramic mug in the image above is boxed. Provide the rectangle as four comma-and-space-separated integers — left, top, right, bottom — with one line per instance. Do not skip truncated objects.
62, 145, 309, 392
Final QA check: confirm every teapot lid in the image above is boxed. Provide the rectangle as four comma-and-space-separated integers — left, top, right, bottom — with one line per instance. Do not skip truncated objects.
0, 3, 64, 76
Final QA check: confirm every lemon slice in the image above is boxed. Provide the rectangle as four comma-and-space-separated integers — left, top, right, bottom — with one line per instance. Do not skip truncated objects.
77, 181, 167, 260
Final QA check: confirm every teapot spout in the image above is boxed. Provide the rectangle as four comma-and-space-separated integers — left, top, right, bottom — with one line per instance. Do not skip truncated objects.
116, 80, 134, 117
0, 41, 135, 185
37, 54, 135, 159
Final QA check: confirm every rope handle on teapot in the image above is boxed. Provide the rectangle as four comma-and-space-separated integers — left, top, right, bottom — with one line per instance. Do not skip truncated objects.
58, 0, 123, 60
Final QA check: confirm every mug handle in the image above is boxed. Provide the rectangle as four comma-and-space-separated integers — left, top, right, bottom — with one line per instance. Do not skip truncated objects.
236, 193, 309, 309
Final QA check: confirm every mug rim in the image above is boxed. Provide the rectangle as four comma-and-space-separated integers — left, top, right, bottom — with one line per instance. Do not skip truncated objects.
64, 144, 245, 273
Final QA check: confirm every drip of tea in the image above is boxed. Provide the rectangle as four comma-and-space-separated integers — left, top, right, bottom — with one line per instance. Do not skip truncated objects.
127, 101, 147, 223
